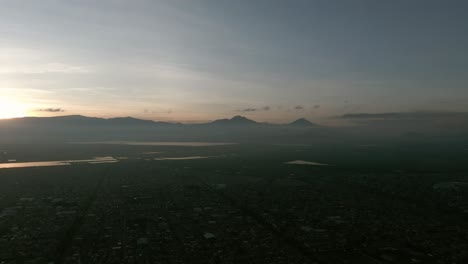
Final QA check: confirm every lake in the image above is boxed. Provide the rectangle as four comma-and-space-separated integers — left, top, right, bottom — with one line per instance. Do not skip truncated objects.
0, 157, 118, 169
154, 156, 217, 160
72, 141, 235, 147
285, 160, 329, 166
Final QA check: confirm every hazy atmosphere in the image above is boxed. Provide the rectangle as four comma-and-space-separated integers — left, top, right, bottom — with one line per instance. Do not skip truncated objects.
2, 1, 468, 264
2, 0, 468, 124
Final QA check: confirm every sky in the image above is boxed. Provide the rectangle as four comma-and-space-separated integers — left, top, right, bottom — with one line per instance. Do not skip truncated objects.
1, 0, 468, 124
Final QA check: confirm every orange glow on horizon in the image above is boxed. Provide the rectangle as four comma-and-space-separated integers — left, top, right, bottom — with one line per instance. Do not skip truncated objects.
0, 97, 28, 119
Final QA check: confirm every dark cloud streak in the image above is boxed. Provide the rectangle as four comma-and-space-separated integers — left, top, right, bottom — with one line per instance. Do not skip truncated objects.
339, 111, 468, 120
37, 108, 65, 113
239, 106, 270, 113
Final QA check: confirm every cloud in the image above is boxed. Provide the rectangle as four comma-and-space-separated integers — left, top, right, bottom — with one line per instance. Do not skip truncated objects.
338, 111, 468, 120
313, 105, 320, 109
143, 108, 174, 115
37, 108, 65, 112
335, 111, 468, 135
340, 112, 400, 119
337, 111, 468, 129
240, 108, 258, 112
239, 106, 270, 112
294, 105, 304, 110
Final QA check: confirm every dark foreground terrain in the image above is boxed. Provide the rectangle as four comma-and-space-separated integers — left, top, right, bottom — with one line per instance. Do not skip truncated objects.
1, 142, 468, 263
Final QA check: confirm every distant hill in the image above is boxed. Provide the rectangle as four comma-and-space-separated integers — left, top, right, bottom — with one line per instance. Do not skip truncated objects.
0, 115, 173, 127
289, 118, 316, 127
210, 115, 258, 125
106, 117, 162, 126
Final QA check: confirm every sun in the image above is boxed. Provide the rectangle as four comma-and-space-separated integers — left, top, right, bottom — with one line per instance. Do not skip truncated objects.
0, 97, 27, 119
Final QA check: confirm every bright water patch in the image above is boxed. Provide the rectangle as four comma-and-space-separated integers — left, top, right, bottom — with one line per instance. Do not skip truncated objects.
154, 156, 216, 160
0, 157, 118, 169
285, 160, 329, 166
72, 141, 235, 147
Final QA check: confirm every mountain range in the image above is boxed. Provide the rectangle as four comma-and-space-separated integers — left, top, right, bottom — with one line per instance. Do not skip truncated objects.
0, 115, 317, 127
0, 115, 321, 143
1, 114, 464, 144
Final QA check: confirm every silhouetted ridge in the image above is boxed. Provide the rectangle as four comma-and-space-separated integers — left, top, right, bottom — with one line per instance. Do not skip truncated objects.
1, 115, 170, 127
289, 118, 316, 127
6, 115, 103, 126
1, 115, 321, 127
107, 117, 156, 125
210, 115, 258, 125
